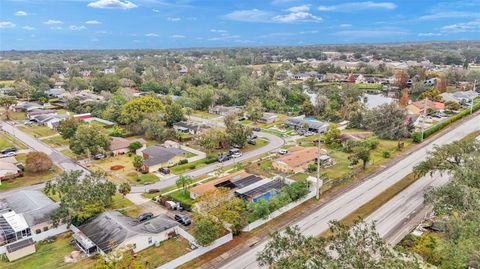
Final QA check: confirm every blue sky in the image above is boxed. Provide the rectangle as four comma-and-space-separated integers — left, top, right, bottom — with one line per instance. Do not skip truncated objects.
1, 0, 479, 50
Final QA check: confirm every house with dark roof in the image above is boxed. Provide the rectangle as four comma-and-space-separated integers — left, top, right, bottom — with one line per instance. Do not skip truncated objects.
141, 146, 189, 172
173, 121, 209, 135
284, 117, 328, 133
109, 137, 146, 156
189, 171, 262, 199
73, 211, 178, 254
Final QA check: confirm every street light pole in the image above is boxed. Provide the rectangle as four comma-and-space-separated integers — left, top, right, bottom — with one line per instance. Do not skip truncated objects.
316, 128, 321, 200
471, 80, 477, 115
420, 97, 428, 142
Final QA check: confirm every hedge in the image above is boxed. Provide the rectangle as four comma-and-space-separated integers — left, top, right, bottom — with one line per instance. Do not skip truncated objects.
412, 102, 480, 143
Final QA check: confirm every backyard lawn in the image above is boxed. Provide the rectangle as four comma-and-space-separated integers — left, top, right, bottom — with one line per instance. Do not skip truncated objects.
0, 233, 96, 269
18, 125, 58, 138
140, 236, 192, 268
90, 154, 159, 185
168, 189, 194, 207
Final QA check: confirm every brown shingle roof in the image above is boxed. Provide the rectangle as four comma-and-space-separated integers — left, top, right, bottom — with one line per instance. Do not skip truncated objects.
190, 171, 252, 197
275, 146, 326, 169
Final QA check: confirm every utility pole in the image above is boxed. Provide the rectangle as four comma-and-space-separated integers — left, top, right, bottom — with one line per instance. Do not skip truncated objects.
420, 97, 428, 142
471, 80, 477, 115
316, 128, 322, 199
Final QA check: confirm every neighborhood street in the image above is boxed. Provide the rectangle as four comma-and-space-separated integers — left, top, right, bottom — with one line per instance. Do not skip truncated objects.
216, 113, 480, 269
130, 131, 284, 192
1, 121, 89, 174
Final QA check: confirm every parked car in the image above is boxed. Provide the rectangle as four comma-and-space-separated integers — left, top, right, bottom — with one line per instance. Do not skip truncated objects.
249, 134, 258, 139
228, 148, 240, 156
2, 152, 17, 158
278, 149, 288, 155
247, 139, 256, 145
0, 147, 17, 154
23, 120, 34, 125
252, 127, 261, 132
93, 153, 105, 160
218, 154, 230, 162
174, 214, 192, 226
231, 152, 242, 158
238, 116, 247, 121
137, 212, 154, 223
158, 167, 170, 175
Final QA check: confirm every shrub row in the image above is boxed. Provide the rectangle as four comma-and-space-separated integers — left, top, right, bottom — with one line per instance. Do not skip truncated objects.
412, 102, 480, 143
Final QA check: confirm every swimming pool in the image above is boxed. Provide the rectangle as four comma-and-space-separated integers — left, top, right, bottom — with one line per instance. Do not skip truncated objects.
252, 190, 279, 203
304, 117, 317, 121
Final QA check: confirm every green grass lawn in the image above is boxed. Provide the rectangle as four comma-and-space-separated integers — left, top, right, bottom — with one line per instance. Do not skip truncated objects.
1, 110, 26, 121
111, 193, 142, 218
290, 173, 309, 181
140, 236, 192, 267
0, 132, 28, 149
60, 149, 77, 159
90, 154, 159, 185
41, 135, 69, 147
356, 83, 383, 90
192, 110, 218, 119
18, 125, 58, 138
168, 189, 194, 207
0, 233, 96, 269
170, 157, 216, 175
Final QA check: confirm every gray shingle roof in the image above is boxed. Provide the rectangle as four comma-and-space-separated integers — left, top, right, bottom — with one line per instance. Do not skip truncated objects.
143, 146, 186, 166
77, 211, 178, 253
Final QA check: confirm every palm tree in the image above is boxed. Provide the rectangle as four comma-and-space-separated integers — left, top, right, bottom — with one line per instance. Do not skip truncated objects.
176, 175, 193, 195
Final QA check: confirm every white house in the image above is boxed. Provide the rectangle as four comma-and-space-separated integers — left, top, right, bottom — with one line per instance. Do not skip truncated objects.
73, 211, 179, 254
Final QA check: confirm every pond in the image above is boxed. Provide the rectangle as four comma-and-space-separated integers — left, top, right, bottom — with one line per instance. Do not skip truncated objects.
362, 93, 396, 109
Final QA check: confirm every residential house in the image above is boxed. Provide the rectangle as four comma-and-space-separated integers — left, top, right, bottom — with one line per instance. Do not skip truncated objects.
0, 157, 21, 182
272, 146, 328, 173
109, 137, 146, 156
208, 105, 243, 117
411, 99, 445, 112
26, 109, 57, 120
284, 117, 328, 133
0, 190, 63, 260
258, 112, 278, 124
424, 78, 438, 87
103, 67, 115, 74
440, 91, 479, 104
73, 211, 178, 254
46, 88, 66, 98
173, 121, 208, 135
189, 171, 261, 199
13, 102, 42, 112
32, 114, 69, 129
141, 146, 189, 172
0, 87, 14, 95
234, 178, 287, 202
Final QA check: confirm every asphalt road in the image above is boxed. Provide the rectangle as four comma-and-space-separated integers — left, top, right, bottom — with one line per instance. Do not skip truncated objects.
131, 131, 285, 192
217, 113, 480, 269
1, 121, 89, 174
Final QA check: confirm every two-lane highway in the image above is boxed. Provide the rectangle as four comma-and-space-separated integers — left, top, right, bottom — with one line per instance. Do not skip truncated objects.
217, 113, 480, 269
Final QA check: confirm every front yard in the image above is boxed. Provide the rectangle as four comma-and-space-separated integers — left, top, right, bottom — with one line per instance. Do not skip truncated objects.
18, 125, 58, 138
0, 153, 61, 192
41, 135, 69, 147
111, 193, 142, 218
141, 236, 193, 267
0, 132, 28, 149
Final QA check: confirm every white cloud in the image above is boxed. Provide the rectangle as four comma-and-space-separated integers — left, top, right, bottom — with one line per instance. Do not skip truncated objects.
288, 4, 310, 12
15, 11, 28, 16
273, 12, 322, 23
224, 9, 272, 22
318, 2, 397, 12
0, 21, 16, 28
441, 20, 480, 33
152, 9, 159, 13
418, 32, 442, 37
85, 20, 101, 24
170, 34, 185, 39
210, 29, 227, 33
22, 26, 35, 31
419, 12, 480, 21
167, 17, 181, 22
70, 25, 87, 31
225, 9, 321, 23
44, 19, 63, 25
208, 34, 241, 41
88, 0, 137, 9
145, 33, 159, 37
